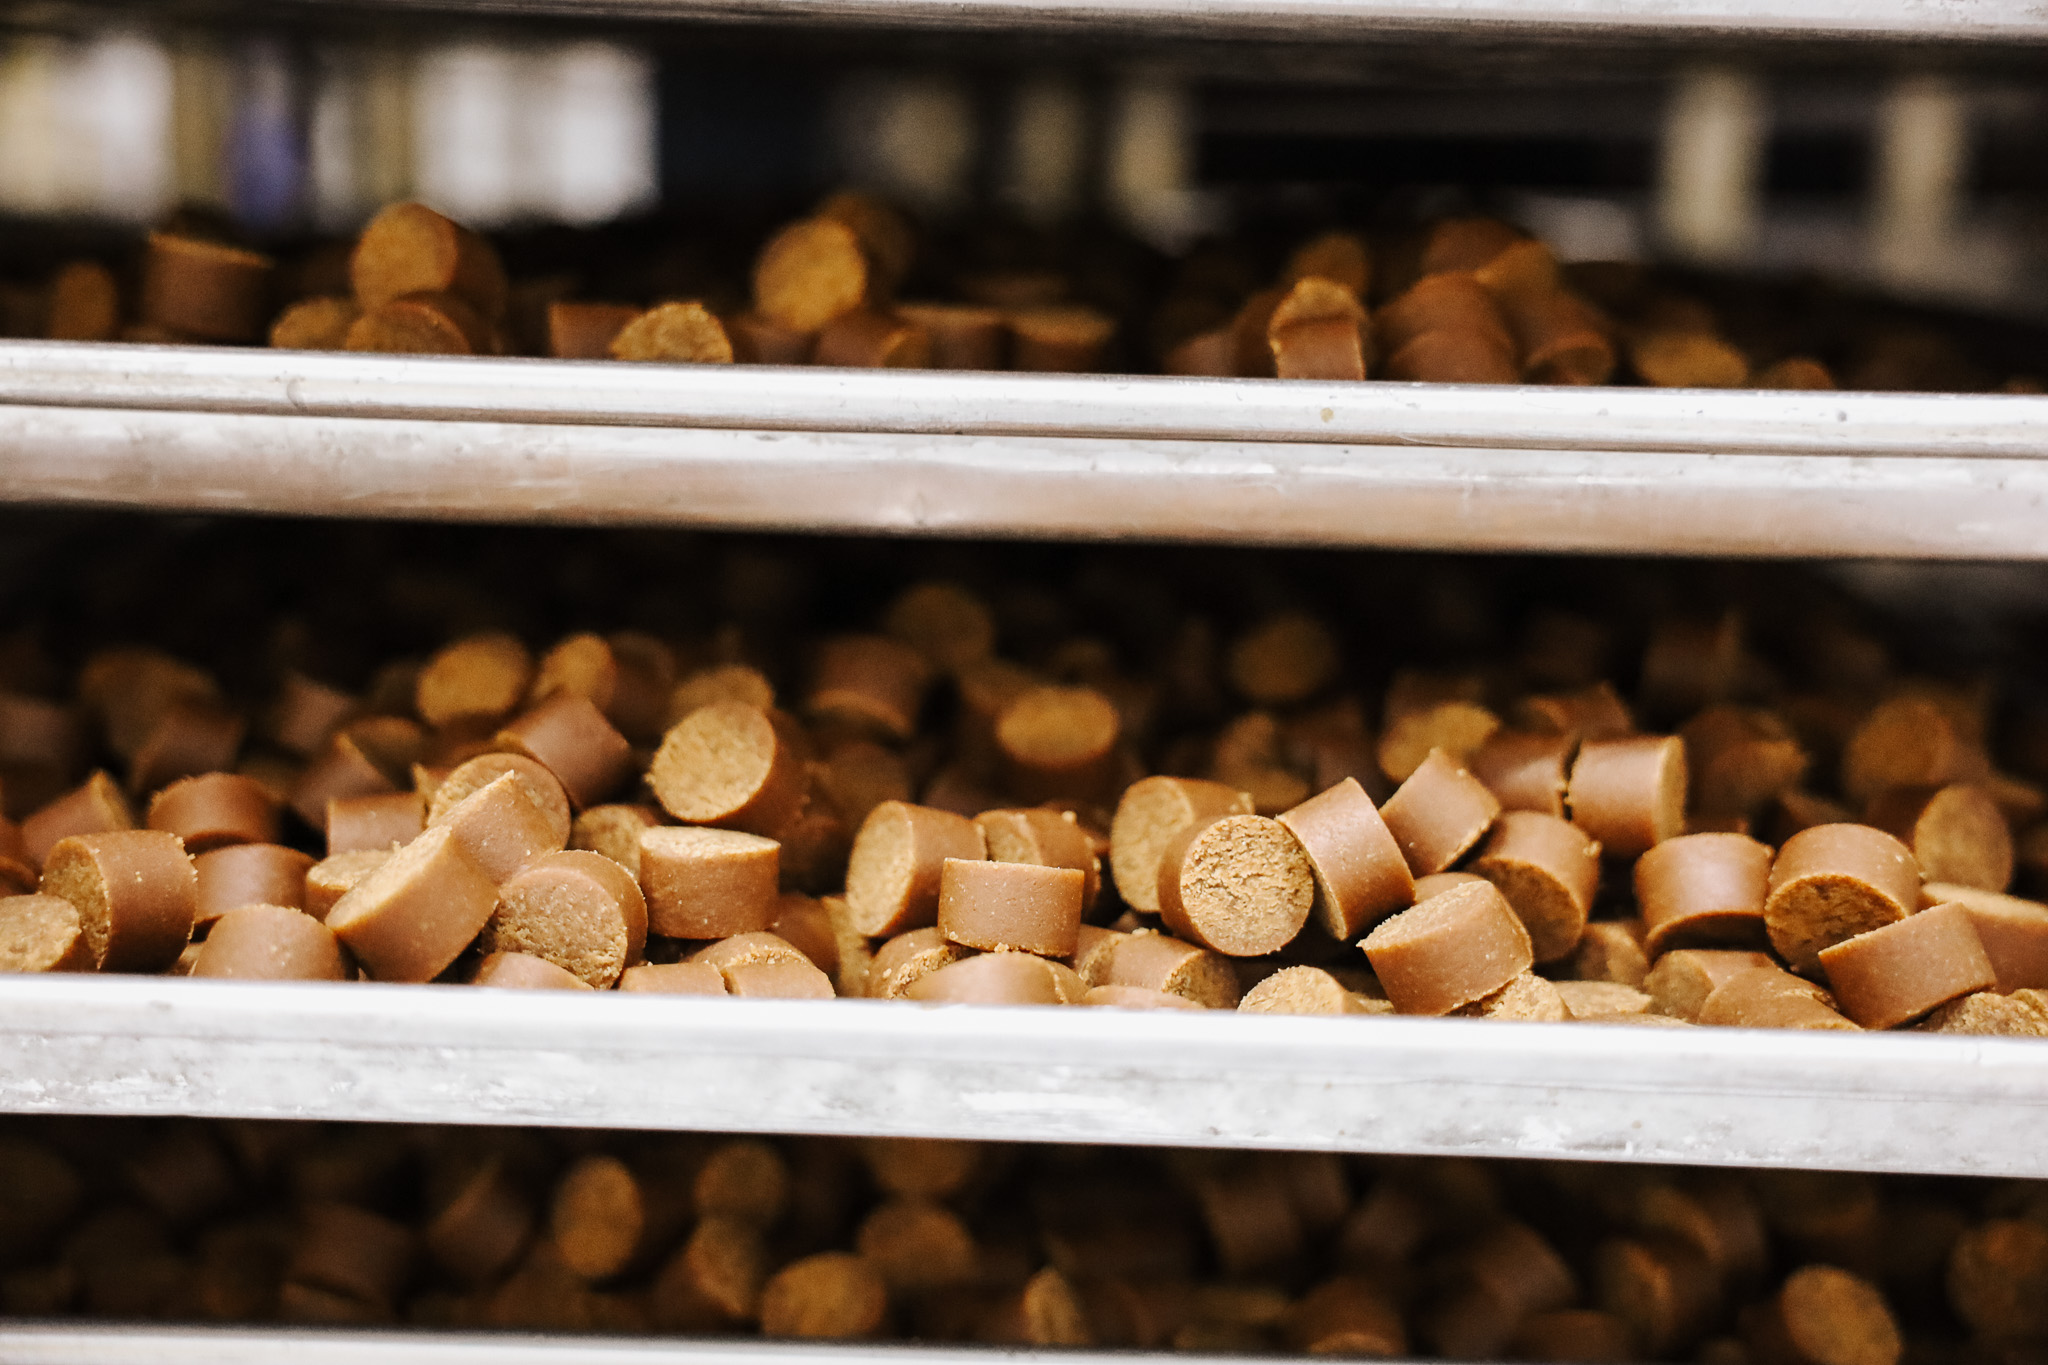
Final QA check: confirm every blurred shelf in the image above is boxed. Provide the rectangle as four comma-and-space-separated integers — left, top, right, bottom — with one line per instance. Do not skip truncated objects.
2, 344, 2047, 558
2, 975, 2046, 1176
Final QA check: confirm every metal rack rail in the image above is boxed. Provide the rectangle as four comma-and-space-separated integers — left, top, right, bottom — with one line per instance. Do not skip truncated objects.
1, 975, 2043, 1177
3, 343, 2047, 557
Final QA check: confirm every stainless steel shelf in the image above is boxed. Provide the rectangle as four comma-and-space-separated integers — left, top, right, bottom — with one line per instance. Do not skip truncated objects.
2, 975, 2045, 1177
0, 1326, 1292, 1365
2, 343, 2047, 558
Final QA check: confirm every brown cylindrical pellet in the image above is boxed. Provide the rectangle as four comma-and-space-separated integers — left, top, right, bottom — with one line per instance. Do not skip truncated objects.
289, 733, 398, 832
1684, 706, 1808, 817
905, 950, 1081, 1006
544, 301, 637, 358
1239, 965, 1376, 1015
145, 773, 278, 854
649, 702, 807, 837
996, 686, 1120, 804
1572, 920, 1650, 988
608, 302, 733, 364
427, 770, 568, 884
1866, 783, 2011, 892
1842, 695, 1983, 806
483, 848, 647, 988
754, 218, 868, 334
651, 1215, 770, 1329
727, 311, 815, 364
843, 801, 985, 937
1109, 776, 1255, 915
1379, 748, 1502, 877
1764, 824, 1921, 972
1469, 811, 1600, 963
1276, 777, 1415, 940
140, 233, 273, 342
426, 752, 572, 848
894, 303, 1006, 370
495, 692, 635, 811
1947, 1218, 2048, 1340
1459, 970, 1569, 1020
269, 295, 360, 350
1817, 902, 1996, 1029
1556, 980, 1652, 1018
1470, 730, 1576, 817
191, 905, 346, 982
1157, 814, 1314, 957
1363, 878, 1533, 1015
550, 1153, 692, 1283
690, 931, 835, 998
1010, 305, 1114, 372
865, 926, 972, 999
1748, 1264, 1901, 1365
806, 636, 931, 744
325, 824, 498, 982
1925, 883, 2048, 991
758, 1251, 887, 1339
973, 808, 1100, 911
570, 803, 662, 879
1643, 949, 1777, 1021
639, 826, 779, 938
46, 259, 119, 340
303, 849, 388, 922
126, 700, 245, 795
424, 1159, 532, 1289
23, 771, 135, 868
1101, 931, 1241, 1007
288, 1202, 414, 1313
937, 857, 1084, 957
1921, 991, 2048, 1035
854, 1198, 977, 1293
1697, 966, 1859, 1031
326, 792, 425, 855
471, 951, 592, 990
618, 961, 729, 994
0, 893, 92, 972
40, 830, 195, 972
414, 633, 532, 730
1511, 1309, 1637, 1363
351, 201, 508, 321
813, 309, 931, 368
1595, 1235, 1716, 1357
0, 821, 32, 895
1635, 832, 1774, 958
1379, 700, 1501, 786
770, 891, 842, 977
1569, 736, 1686, 858
1084, 983, 1206, 1010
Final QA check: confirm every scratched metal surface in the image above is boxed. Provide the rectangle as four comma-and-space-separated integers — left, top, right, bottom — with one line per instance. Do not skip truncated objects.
0, 976, 2040, 1175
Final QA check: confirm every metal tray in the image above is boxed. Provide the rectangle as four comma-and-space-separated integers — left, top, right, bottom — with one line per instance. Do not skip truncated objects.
2, 974, 2044, 1177
2, 343, 2047, 558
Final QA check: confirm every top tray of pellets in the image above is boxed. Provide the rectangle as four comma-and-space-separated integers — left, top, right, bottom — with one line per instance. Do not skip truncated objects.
4, 547, 2048, 1173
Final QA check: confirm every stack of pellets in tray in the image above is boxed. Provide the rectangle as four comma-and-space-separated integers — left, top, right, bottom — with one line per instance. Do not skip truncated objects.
2, 1115, 2042, 1364
11, 190, 2046, 392
3, 522, 2048, 1034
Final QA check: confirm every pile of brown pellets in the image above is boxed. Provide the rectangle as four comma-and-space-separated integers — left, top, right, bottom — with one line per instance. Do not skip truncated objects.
0, 519, 2043, 1034
14, 192, 2045, 391
0, 1116, 2041, 1363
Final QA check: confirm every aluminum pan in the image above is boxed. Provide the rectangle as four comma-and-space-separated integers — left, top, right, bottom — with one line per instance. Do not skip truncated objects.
0, 975, 2044, 1176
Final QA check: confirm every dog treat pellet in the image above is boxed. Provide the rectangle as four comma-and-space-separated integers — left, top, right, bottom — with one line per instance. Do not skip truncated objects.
495, 693, 634, 811
1084, 983, 1205, 1009
1924, 883, 2048, 991
1288, 1274, 1406, 1354
423, 1159, 532, 1289
351, 201, 508, 321
23, 771, 135, 868
1946, 1218, 2048, 1340
551, 1154, 687, 1281
1380, 701, 1501, 786
40, 830, 195, 972
609, 302, 734, 364
813, 309, 931, 369
854, 1198, 978, 1293
754, 219, 867, 334
1275, 777, 1415, 939
996, 686, 1120, 803
1572, 920, 1650, 987
269, 295, 359, 349
905, 950, 1079, 1006
1010, 305, 1115, 373
1841, 695, 1983, 805
140, 233, 274, 342
639, 827, 779, 939
1866, 783, 2011, 892
1457, 970, 1568, 1020
1764, 824, 1920, 972
1556, 980, 1652, 1018
1470, 731, 1576, 817
0, 893, 91, 972
1469, 811, 1600, 963
769, 893, 841, 976
758, 1251, 887, 1339
1644, 949, 1777, 1021
414, 633, 532, 731
807, 636, 932, 743
304, 849, 389, 922
843, 801, 984, 937
1363, 879, 1534, 1015
1748, 1264, 1901, 1365
1635, 832, 1774, 957
727, 311, 815, 365
1109, 777, 1255, 915
543, 301, 636, 358
1919, 989, 2048, 1035
617, 961, 729, 994
143, 773, 277, 854
1569, 735, 1687, 859
651, 1215, 769, 1329
1684, 706, 1808, 818
973, 808, 1100, 911
46, 259, 118, 340
288, 1201, 414, 1312
864, 926, 971, 998
345, 293, 489, 355
937, 857, 1083, 957
483, 849, 647, 988
1158, 814, 1313, 957
325, 825, 498, 982
471, 951, 592, 990
1510, 1309, 1637, 1362
429, 770, 569, 884
326, 792, 425, 855
1266, 278, 1369, 380
649, 702, 806, 837
289, 734, 398, 832
1697, 965, 1858, 1031
125, 699, 244, 795
1239, 964, 1366, 1014
190, 904, 346, 982
1595, 1235, 1716, 1357
1102, 931, 1242, 1006
1817, 902, 1996, 1029
570, 804, 662, 879
894, 303, 1004, 370
1380, 748, 1502, 877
